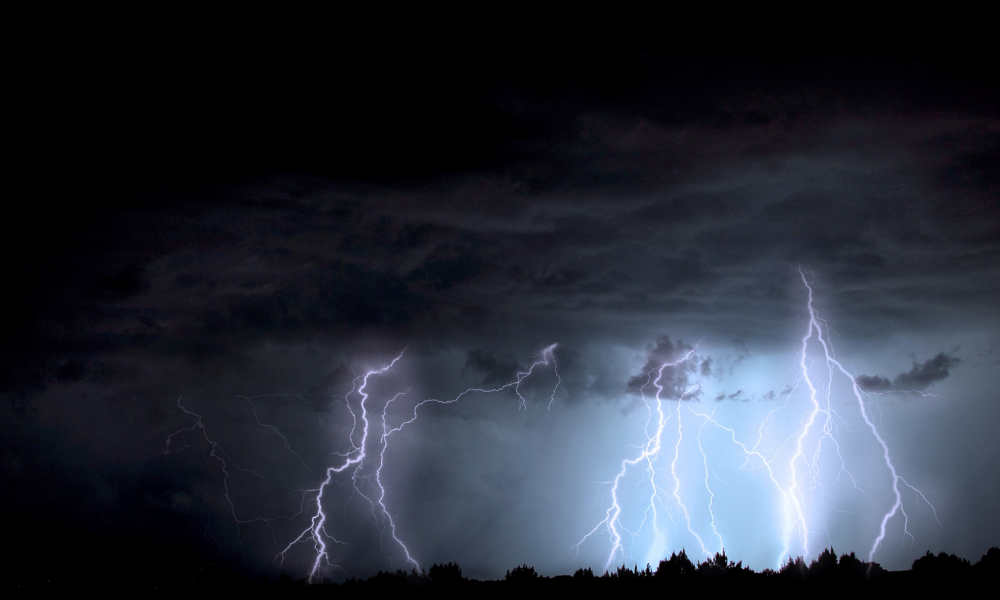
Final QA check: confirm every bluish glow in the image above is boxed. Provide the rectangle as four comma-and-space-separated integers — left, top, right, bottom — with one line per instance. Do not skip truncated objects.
154, 274, 941, 579
570, 271, 939, 572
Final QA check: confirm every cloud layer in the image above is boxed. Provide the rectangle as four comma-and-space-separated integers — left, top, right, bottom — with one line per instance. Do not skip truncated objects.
857, 352, 961, 393
2, 48, 998, 582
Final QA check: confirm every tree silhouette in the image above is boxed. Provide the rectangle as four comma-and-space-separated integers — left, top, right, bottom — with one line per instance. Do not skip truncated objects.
836, 551, 868, 580
911, 551, 971, 579
429, 562, 464, 586
808, 547, 839, 580
230, 546, 1000, 594
614, 564, 636, 578
505, 564, 538, 583
655, 548, 696, 579
975, 547, 1000, 578
693, 550, 750, 580
778, 556, 808, 579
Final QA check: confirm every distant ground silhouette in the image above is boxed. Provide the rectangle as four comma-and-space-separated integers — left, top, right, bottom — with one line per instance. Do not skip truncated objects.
5, 542, 998, 593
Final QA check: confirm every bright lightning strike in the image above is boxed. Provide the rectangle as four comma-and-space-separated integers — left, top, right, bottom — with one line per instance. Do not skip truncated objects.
572, 347, 700, 571
276, 344, 561, 580
795, 269, 938, 563
146, 271, 939, 580
575, 270, 939, 573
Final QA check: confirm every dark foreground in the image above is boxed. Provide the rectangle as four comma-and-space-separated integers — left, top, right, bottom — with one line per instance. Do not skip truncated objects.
6, 547, 998, 596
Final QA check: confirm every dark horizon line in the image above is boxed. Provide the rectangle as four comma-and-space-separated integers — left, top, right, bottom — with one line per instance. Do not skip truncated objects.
10, 546, 997, 591
333, 546, 1000, 584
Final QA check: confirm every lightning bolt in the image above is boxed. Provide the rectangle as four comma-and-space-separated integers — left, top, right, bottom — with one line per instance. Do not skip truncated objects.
670, 389, 712, 558
573, 347, 699, 571
277, 353, 405, 581
141, 396, 292, 573
695, 406, 725, 553
145, 269, 939, 579
577, 269, 938, 573
277, 344, 560, 580
795, 268, 938, 563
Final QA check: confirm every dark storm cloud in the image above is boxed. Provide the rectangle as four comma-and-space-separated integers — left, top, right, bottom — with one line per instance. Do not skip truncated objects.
895, 353, 962, 389
3, 45, 998, 582
712, 389, 748, 402
625, 336, 698, 400
856, 375, 895, 393
700, 357, 713, 376
7, 69, 1000, 402
465, 349, 522, 386
408, 244, 485, 291
857, 352, 961, 393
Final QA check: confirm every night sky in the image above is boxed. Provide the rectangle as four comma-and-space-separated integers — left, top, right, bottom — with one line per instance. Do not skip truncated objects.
4, 32, 998, 585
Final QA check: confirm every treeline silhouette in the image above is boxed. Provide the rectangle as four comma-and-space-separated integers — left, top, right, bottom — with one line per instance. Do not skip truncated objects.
7, 545, 998, 593
255, 547, 1000, 596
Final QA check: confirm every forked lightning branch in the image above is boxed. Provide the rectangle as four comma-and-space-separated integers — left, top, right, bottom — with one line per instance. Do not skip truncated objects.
153, 272, 938, 579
